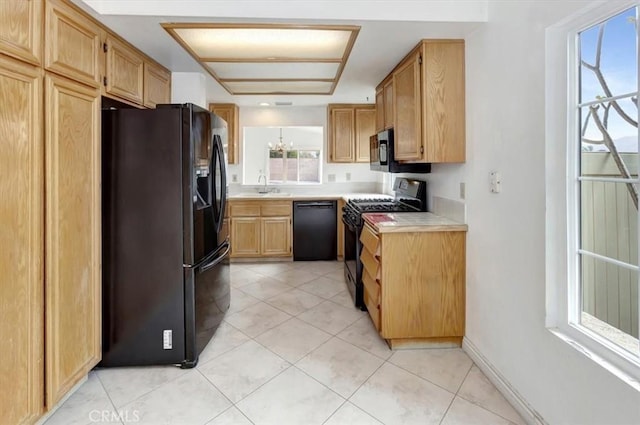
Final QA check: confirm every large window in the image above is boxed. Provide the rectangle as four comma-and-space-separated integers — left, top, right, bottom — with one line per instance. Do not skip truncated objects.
267, 149, 321, 184
576, 6, 639, 358
547, 1, 639, 385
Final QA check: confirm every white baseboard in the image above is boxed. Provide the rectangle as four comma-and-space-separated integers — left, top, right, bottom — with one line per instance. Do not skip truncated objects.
462, 337, 548, 425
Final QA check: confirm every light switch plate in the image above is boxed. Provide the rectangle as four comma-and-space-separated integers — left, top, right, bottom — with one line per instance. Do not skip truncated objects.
231, 174, 238, 183
459, 182, 465, 200
346, 172, 351, 181
327, 174, 336, 182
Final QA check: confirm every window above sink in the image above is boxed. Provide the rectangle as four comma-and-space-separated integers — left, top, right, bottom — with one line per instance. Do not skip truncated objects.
243, 126, 323, 185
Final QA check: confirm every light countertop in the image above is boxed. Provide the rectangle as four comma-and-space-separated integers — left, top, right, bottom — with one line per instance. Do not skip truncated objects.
228, 192, 390, 202
362, 212, 468, 233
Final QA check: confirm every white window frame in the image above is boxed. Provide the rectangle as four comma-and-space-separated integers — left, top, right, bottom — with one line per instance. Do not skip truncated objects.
266, 148, 322, 184
545, 0, 640, 389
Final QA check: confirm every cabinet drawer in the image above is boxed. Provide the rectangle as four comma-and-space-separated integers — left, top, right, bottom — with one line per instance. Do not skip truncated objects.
230, 202, 260, 217
360, 224, 379, 255
362, 268, 380, 304
361, 246, 379, 279
261, 202, 291, 217
364, 285, 380, 331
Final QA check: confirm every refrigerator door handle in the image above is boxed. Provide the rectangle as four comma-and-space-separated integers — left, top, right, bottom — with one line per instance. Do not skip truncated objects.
184, 241, 229, 269
214, 135, 227, 234
200, 242, 230, 273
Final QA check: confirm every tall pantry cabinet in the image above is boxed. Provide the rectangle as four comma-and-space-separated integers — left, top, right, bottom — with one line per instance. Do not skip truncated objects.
1, 0, 100, 422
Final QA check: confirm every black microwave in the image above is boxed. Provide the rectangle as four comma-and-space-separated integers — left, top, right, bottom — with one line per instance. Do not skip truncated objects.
370, 129, 431, 173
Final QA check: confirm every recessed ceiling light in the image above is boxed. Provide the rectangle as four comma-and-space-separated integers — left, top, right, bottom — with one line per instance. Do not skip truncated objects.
161, 23, 360, 96
259, 102, 270, 106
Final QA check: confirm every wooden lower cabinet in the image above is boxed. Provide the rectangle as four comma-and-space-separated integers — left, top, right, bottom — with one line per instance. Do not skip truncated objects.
45, 73, 102, 407
261, 217, 291, 256
229, 200, 292, 259
0, 55, 44, 425
360, 223, 466, 348
231, 217, 261, 257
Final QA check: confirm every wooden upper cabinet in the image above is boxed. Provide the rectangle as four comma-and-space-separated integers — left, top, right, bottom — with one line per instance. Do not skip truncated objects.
0, 55, 44, 425
393, 51, 422, 161
375, 87, 384, 132
143, 61, 171, 108
44, 73, 101, 407
104, 34, 144, 104
377, 40, 465, 163
422, 41, 466, 163
328, 106, 355, 163
355, 107, 376, 163
383, 80, 394, 129
45, 0, 101, 88
0, 0, 42, 65
209, 103, 239, 164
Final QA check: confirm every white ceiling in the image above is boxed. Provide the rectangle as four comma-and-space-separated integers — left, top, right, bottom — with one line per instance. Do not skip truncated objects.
76, 0, 487, 106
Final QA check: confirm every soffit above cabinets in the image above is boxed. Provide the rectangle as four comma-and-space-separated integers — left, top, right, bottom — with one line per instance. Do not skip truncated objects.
162, 23, 360, 95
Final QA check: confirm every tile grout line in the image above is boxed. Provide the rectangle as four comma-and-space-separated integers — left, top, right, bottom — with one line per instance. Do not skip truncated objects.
385, 356, 466, 397
93, 372, 126, 425
195, 368, 257, 425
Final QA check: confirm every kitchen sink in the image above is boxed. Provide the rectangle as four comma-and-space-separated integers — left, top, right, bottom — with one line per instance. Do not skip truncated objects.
234, 192, 291, 197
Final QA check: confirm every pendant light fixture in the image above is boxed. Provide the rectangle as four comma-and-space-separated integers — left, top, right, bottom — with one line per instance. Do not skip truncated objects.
268, 128, 293, 153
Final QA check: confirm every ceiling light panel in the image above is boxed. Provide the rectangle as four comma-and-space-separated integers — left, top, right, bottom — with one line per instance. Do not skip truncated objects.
163, 23, 360, 95
173, 27, 351, 59
205, 62, 340, 80
223, 81, 334, 94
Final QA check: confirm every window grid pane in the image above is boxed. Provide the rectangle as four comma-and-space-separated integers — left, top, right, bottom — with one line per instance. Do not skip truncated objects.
267, 149, 321, 184
576, 5, 640, 358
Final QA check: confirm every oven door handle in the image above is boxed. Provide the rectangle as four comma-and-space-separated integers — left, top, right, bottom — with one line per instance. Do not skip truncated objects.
342, 215, 355, 230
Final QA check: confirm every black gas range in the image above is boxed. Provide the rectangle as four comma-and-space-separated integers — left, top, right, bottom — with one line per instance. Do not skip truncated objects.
342, 178, 427, 309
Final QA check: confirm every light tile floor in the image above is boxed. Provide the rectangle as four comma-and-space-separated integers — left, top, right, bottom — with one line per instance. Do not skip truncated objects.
43, 261, 526, 425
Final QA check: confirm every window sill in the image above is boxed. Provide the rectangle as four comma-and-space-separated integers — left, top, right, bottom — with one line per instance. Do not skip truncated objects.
548, 327, 640, 392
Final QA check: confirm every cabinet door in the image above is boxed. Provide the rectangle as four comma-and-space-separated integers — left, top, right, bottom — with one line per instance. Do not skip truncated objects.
45, 73, 101, 407
328, 107, 354, 163
423, 42, 466, 162
210, 103, 239, 164
261, 217, 291, 257
230, 217, 261, 257
143, 61, 171, 108
0, 55, 44, 425
45, 0, 101, 88
355, 108, 375, 163
375, 88, 384, 132
383, 80, 394, 130
393, 53, 422, 161
104, 35, 144, 104
0, 0, 42, 65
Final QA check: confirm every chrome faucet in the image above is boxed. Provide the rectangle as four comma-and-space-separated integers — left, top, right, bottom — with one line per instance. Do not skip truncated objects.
257, 173, 268, 193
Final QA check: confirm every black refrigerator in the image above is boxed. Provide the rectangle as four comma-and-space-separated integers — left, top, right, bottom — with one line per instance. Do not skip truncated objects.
100, 103, 230, 368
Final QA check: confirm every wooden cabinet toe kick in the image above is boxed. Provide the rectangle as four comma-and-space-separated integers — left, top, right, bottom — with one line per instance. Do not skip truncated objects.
386, 336, 463, 350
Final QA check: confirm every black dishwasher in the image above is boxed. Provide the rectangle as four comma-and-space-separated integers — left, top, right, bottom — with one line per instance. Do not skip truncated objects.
293, 200, 337, 261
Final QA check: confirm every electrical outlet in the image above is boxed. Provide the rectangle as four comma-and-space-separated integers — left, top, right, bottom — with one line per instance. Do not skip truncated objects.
346, 172, 351, 181
231, 174, 238, 183
327, 174, 336, 182
490, 171, 501, 193
459, 182, 465, 200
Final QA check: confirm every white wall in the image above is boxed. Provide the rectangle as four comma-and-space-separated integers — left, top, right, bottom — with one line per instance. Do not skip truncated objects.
417, 1, 640, 424
170, 72, 207, 109
227, 106, 382, 192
